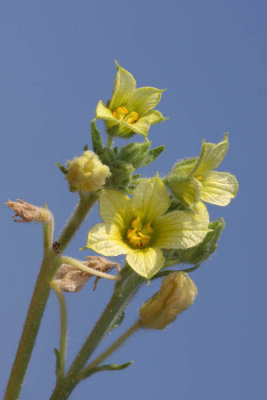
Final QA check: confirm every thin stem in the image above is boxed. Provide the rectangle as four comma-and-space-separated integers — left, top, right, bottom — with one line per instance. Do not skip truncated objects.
61, 256, 120, 281
43, 212, 54, 252
51, 282, 68, 381
49, 265, 144, 400
57, 193, 97, 252
78, 320, 141, 381
106, 135, 113, 149
4, 252, 61, 400
5, 194, 97, 400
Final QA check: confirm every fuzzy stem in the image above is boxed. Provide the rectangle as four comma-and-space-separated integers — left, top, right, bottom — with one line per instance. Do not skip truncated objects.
49, 265, 144, 400
106, 135, 113, 149
57, 193, 97, 252
4, 252, 61, 400
78, 320, 141, 381
5, 194, 97, 400
51, 282, 68, 381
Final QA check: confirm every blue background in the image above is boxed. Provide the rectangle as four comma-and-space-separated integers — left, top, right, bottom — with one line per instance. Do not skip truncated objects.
1, 1, 266, 399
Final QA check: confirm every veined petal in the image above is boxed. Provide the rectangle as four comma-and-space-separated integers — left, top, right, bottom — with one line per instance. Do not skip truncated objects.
143, 110, 167, 125
132, 178, 170, 222
193, 133, 229, 175
171, 158, 198, 179
153, 202, 210, 249
167, 177, 202, 207
128, 117, 150, 137
201, 171, 239, 206
95, 100, 120, 123
99, 190, 134, 229
109, 62, 136, 110
126, 247, 165, 279
85, 223, 130, 256
126, 87, 163, 115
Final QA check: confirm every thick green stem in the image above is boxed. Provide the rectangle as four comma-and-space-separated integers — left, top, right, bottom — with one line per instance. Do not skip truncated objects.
51, 282, 68, 381
57, 193, 97, 252
5, 194, 97, 400
78, 320, 141, 381
49, 266, 145, 400
4, 251, 61, 400
106, 135, 113, 149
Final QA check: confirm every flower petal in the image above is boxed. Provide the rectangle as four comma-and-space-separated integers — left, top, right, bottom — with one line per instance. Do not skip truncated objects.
132, 178, 170, 222
85, 223, 130, 256
99, 190, 134, 229
126, 247, 165, 279
193, 133, 229, 175
109, 62, 136, 110
143, 110, 167, 125
126, 87, 163, 115
167, 177, 202, 208
153, 202, 210, 249
95, 100, 120, 123
201, 171, 239, 206
127, 117, 150, 137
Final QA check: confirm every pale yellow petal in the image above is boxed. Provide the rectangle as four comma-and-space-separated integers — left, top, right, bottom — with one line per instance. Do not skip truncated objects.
167, 177, 202, 207
95, 100, 119, 123
109, 62, 136, 110
132, 178, 170, 222
194, 133, 229, 175
201, 171, 239, 206
85, 223, 130, 256
153, 202, 210, 249
126, 247, 165, 279
99, 190, 134, 229
126, 87, 163, 115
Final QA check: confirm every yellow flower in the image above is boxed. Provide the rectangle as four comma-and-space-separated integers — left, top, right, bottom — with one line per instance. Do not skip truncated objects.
84, 178, 209, 279
166, 133, 239, 207
66, 150, 110, 193
95, 62, 167, 138
139, 272, 198, 329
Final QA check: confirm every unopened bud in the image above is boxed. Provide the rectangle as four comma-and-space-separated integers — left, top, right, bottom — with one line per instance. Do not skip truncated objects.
53, 256, 120, 293
139, 272, 198, 330
66, 150, 110, 192
6, 199, 52, 223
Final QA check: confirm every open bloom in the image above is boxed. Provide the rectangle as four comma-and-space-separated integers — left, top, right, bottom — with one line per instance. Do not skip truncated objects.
84, 178, 209, 279
139, 271, 198, 329
166, 133, 239, 207
95, 62, 167, 138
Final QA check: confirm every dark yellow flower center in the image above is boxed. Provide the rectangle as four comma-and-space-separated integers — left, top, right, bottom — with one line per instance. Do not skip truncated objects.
194, 171, 203, 181
112, 105, 139, 124
127, 216, 153, 248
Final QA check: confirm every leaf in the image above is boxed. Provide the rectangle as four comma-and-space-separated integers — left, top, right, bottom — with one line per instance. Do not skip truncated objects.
80, 361, 134, 380
91, 121, 103, 154
56, 162, 68, 174
111, 311, 125, 330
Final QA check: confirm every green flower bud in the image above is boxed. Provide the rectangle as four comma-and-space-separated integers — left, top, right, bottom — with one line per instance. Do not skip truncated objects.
66, 150, 110, 193
139, 272, 198, 329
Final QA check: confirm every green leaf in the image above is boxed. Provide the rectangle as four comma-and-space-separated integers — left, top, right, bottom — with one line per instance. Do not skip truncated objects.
91, 121, 103, 154
56, 162, 68, 174
119, 142, 150, 167
111, 311, 125, 330
81, 361, 134, 380
146, 145, 165, 163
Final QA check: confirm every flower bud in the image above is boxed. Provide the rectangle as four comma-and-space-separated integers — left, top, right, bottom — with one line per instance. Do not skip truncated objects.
54, 256, 120, 292
66, 150, 110, 192
139, 272, 198, 329
6, 199, 52, 223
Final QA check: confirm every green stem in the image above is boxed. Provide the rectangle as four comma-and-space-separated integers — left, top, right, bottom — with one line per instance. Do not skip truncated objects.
49, 265, 145, 400
4, 251, 61, 400
51, 282, 68, 380
57, 193, 97, 252
78, 320, 141, 381
5, 194, 97, 400
106, 135, 113, 149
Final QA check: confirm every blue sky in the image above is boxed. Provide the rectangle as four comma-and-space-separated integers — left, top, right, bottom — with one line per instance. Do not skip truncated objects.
1, 1, 266, 399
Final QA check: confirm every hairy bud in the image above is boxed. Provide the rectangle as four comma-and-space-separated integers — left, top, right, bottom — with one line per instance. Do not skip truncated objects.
66, 150, 110, 192
6, 199, 52, 224
139, 272, 198, 330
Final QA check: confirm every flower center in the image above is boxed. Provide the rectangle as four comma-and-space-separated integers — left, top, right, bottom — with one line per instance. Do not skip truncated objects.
194, 171, 203, 181
127, 216, 154, 248
112, 105, 139, 124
